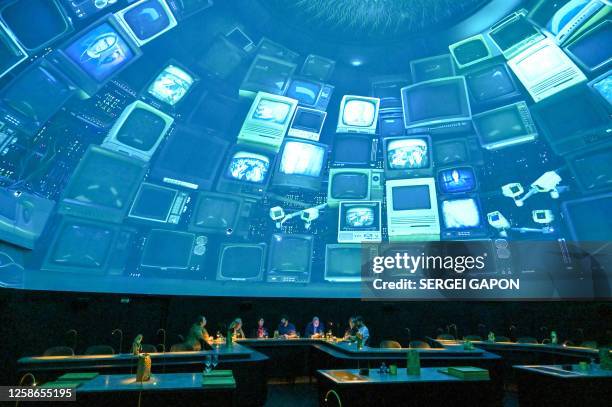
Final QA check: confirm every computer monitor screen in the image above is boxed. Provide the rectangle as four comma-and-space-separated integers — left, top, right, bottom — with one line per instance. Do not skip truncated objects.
279, 141, 325, 177
342, 99, 376, 127
402, 77, 470, 125
386, 138, 429, 170
438, 167, 477, 194
570, 146, 612, 193
291, 108, 325, 134
392, 185, 431, 211
46, 222, 113, 270
242, 55, 296, 95
473, 102, 533, 148
332, 135, 374, 167
325, 245, 363, 281
0, 23, 27, 78
563, 194, 612, 241
252, 97, 292, 124
441, 198, 482, 230
226, 151, 270, 183
118, 0, 176, 44
190, 193, 241, 233
64, 21, 136, 82
331, 173, 369, 200
268, 235, 312, 275
147, 64, 195, 106
434, 139, 470, 166
129, 183, 176, 222
218, 244, 265, 280
141, 230, 193, 270
489, 15, 540, 53
115, 106, 168, 151
286, 79, 322, 106
450, 36, 491, 67
591, 72, 612, 106
565, 21, 611, 72
466, 63, 519, 105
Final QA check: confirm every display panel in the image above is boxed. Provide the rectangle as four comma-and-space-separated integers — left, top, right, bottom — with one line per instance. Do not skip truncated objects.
564, 20, 611, 73
240, 55, 296, 97
267, 234, 313, 283
438, 167, 478, 194
217, 244, 265, 281
272, 139, 328, 191
115, 0, 178, 46
473, 101, 538, 150
465, 61, 522, 109
331, 134, 377, 167
0, 21, 27, 79
589, 71, 612, 106
336, 95, 380, 134
147, 63, 196, 106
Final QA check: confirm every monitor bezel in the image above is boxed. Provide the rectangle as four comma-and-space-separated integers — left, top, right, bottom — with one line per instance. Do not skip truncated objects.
0, 20, 27, 79
386, 177, 440, 240
217, 243, 266, 282
331, 133, 378, 168
488, 9, 545, 59
300, 54, 336, 82
267, 233, 314, 283
284, 76, 325, 108
432, 138, 472, 167
324, 243, 366, 283
239, 54, 297, 98
188, 191, 245, 234
440, 194, 488, 239
564, 19, 612, 74
370, 75, 410, 101
464, 59, 523, 111
141, 59, 199, 109
271, 138, 329, 192
327, 168, 374, 207
409, 54, 456, 84
587, 69, 612, 107
287, 106, 326, 141
561, 192, 612, 242
337, 201, 383, 244
473, 101, 538, 151
383, 134, 434, 179
336, 95, 381, 134
140, 229, 195, 270
114, 0, 178, 46
216, 143, 277, 199
436, 165, 479, 195
128, 182, 180, 224
565, 139, 612, 194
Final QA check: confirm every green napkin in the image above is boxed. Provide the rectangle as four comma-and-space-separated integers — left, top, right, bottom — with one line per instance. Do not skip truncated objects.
40, 381, 82, 388
58, 372, 99, 381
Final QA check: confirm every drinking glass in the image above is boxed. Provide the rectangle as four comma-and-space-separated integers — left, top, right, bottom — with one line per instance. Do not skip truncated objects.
204, 354, 212, 374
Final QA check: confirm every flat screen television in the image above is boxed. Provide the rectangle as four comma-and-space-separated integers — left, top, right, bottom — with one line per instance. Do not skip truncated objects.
188, 192, 245, 235
0, 21, 27, 79
409, 54, 456, 83
47, 15, 142, 97
301, 54, 336, 82
564, 20, 612, 74
386, 177, 440, 242
145, 61, 197, 108
128, 182, 188, 225
216, 144, 276, 199
285, 77, 333, 111
433, 138, 471, 167
114, 0, 177, 46
331, 133, 378, 168
531, 85, 612, 155
324, 244, 371, 283
337, 201, 382, 243
440, 196, 487, 239
437, 166, 478, 195
102, 100, 174, 162
448, 34, 493, 69
383, 135, 433, 179
59, 145, 148, 223
464, 61, 522, 111
267, 234, 313, 283
588, 70, 612, 106
0, 0, 73, 52
327, 168, 384, 207
401, 77, 472, 135
271, 139, 328, 192
488, 9, 545, 59
473, 101, 538, 150
151, 126, 229, 190
566, 139, 612, 194
217, 243, 266, 282
239, 55, 297, 98
287, 107, 326, 141
336, 95, 380, 134
237, 92, 298, 152
140, 229, 197, 271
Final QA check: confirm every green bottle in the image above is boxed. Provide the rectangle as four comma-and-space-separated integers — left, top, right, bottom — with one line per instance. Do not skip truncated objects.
551, 331, 558, 345
407, 349, 421, 376
226, 330, 233, 348
488, 332, 495, 342
600, 347, 611, 370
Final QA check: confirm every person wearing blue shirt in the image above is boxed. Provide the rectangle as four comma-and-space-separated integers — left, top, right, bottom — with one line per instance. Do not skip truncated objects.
277, 315, 298, 338
304, 316, 325, 338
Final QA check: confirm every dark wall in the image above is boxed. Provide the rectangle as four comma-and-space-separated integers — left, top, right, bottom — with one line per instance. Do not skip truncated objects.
1, 288, 611, 384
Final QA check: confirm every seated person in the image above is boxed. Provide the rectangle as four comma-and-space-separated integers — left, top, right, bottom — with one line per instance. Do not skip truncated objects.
229, 318, 246, 339
251, 317, 269, 338
185, 316, 212, 351
277, 315, 298, 338
343, 317, 357, 340
304, 316, 325, 338
355, 316, 370, 345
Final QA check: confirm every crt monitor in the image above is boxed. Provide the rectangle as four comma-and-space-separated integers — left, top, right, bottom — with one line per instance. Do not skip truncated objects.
488, 9, 544, 59
272, 139, 328, 192
287, 107, 326, 141
448, 34, 493, 69
409, 54, 456, 84
440, 196, 487, 239
562, 193, 612, 242
267, 234, 314, 283
371, 75, 410, 111
188, 192, 245, 235
102, 100, 174, 162
324, 244, 369, 283
337, 201, 382, 244
216, 144, 275, 199
464, 61, 522, 110
473, 101, 538, 150
327, 168, 384, 207
433, 138, 471, 167
301, 54, 336, 82
336, 95, 380, 134
589, 70, 612, 107
145, 61, 197, 108
240, 54, 297, 98
437, 167, 478, 195
217, 243, 266, 282
386, 178, 440, 241
0, 21, 27, 79
114, 0, 178, 46
383, 135, 433, 179
331, 133, 378, 168
128, 182, 187, 225
565, 20, 612, 74
140, 229, 197, 271
566, 140, 612, 194
401, 77, 472, 134
59, 145, 148, 223
285, 77, 332, 111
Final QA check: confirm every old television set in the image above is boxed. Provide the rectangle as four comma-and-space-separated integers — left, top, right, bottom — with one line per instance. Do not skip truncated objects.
42, 216, 135, 275
383, 135, 433, 179
0, 0, 73, 53
140, 229, 202, 272
324, 244, 378, 283
189, 192, 246, 235
47, 15, 142, 97
0, 59, 76, 136
287, 107, 326, 141
239, 55, 297, 98
433, 138, 473, 167
225, 26, 254, 52
564, 20, 612, 74
188, 91, 241, 134
237, 92, 298, 152
198, 34, 247, 79
547, 0, 609, 45
437, 167, 478, 195
301, 54, 336, 82
145, 61, 197, 108
217, 243, 266, 282
386, 178, 440, 242
59, 145, 147, 223
440, 196, 487, 239
464, 60, 522, 111
589, 70, 612, 106
489, 9, 546, 59
257, 37, 300, 63
128, 183, 188, 225
166, 0, 213, 21
271, 139, 328, 192
401, 77, 472, 135
327, 168, 384, 207
531, 85, 612, 155
114, 0, 177, 46
379, 113, 405, 138
216, 144, 276, 199
0, 21, 27, 79
285, 77, 333, 111
331, 133, 378, 168
267, 234, 313, 283
473, 101, 538, 150
448, 34, 493, 69
508, 37, 586, 103
338, 201, 382, 243
566, 139, 612, 193
102, 101, 173, 162
0, 189, 54, 250
371, 75, 410, 113
410, 54, 456, 83
151, 126, 229, 190
336, 95, 380, 134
